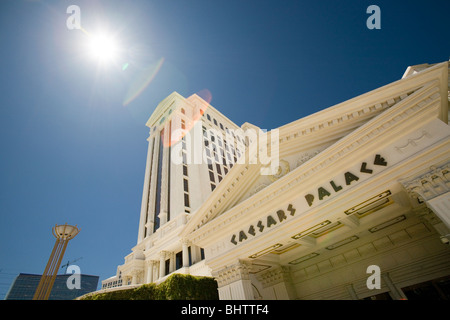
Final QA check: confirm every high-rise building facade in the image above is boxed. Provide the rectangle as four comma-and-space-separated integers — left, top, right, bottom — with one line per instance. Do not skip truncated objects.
102, 92, 251, 289
101, 61, 450, 300
5, 273, 99, 300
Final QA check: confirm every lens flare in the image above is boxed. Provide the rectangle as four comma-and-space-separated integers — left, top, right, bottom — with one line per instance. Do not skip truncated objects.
196, 88, 212, 105
162, 89, 213, 147
123, 57, 165, 106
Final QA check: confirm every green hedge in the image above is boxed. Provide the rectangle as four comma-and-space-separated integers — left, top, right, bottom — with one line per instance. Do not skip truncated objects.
81, 274, 218, 300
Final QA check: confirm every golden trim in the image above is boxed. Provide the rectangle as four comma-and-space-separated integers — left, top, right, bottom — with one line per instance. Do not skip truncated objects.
291, 220, 332, 240
249, 243, 283, 259
344, 190, 392, 216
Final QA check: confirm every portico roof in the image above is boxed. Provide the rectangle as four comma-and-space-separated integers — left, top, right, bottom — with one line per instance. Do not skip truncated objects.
181, 61, 449, 245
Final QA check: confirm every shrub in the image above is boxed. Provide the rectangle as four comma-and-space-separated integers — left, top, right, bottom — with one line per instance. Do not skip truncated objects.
81, 274, 218, 300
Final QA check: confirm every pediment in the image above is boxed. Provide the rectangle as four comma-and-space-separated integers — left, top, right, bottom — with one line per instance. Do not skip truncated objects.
181, 61, 449, 239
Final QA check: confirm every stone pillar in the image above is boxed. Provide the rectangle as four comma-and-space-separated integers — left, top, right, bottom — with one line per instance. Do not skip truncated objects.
182, 239, 190, 268
131, 271, 138, 285
169, 252, 175, 274
213, 261, 254, 300
146, 261, 154, 283
159, 251, 167, 279
400, 163, 450, 234
191, 245, 202, 264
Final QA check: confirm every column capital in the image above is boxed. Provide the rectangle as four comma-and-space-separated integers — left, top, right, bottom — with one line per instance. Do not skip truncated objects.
212, 260, 251, 287
145, 259, 158, 266
160, 250, 169, 259
181, 238, 191, 246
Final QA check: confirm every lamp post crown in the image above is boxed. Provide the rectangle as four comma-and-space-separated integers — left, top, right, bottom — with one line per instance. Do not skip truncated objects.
52, 223, 80, 240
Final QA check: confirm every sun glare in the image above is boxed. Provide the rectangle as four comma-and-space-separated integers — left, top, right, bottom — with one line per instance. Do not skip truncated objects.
87, 32, 118, 63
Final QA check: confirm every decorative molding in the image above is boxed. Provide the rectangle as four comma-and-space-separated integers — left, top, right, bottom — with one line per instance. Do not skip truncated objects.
325, 235, 359, 250
248, 183, 268, 197
256, 266, 292, 288
279, 88, 418, 145
400, 162, 450, 202
395, 130, 432, 153
288, 252, 320, 265
296, 151, 320, 168
213, 261, 251, 287
268, 159, 290, 182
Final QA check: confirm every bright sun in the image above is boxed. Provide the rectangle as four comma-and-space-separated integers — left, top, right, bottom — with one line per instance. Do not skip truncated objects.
87, 32, 118, 63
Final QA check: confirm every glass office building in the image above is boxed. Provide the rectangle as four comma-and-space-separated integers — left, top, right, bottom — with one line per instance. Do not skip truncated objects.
5, 273, 99, 300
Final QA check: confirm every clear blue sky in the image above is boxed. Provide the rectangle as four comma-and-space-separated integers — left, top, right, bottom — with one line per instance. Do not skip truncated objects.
0, 0, 448, 297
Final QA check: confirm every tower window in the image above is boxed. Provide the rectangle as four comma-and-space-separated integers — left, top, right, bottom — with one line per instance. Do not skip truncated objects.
184, 193, 190, 207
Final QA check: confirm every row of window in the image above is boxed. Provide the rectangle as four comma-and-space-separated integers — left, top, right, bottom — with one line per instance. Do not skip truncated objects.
205, 113, 247, 146
203, 129, 237, 192
181, 136, 190, 213
102, 279, 123, 289
164, 247, 205, 276
101, 247, 206, 288
202, 126, 243, 163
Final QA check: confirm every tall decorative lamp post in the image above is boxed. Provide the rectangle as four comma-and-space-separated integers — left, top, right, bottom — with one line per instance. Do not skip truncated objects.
33, 223, 80, 300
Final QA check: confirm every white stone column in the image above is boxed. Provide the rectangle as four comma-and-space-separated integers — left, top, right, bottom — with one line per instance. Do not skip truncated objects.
191, 245, 201, 264
159, 251, 167, 279
169, 252, 175, 274
131, 271, 138, 285
153, 261, 159, 282
182, 239, 190, 268
146, 261, 154, 283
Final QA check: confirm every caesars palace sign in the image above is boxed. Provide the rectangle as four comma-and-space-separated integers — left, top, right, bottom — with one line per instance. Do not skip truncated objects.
230, 154, 388, 246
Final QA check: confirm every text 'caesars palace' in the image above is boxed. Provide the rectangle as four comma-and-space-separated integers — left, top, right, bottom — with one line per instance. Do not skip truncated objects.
99, 61, 450, 300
